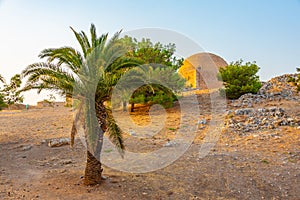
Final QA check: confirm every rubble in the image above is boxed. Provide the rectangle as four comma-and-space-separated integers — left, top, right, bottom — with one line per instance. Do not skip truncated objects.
231, 74, 299, 108
225, 107, 300, 132
225, 74, 300, 133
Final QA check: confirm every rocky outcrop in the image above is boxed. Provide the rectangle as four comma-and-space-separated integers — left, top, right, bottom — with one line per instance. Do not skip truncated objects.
231, 74, 299, 108
225, 74, 300, 133
258, 74, 298, 96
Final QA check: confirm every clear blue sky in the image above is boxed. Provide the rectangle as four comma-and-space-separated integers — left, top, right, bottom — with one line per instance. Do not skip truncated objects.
0, 0, 299, 104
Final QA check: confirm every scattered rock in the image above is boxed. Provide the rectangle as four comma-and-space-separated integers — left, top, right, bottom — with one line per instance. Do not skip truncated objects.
197, 119, 207, 125
225, 74, 300, 133
234, 108, 254, 115
163, 141, 177, 147
128, 130, 137, 136
21, 145, 32, 151
258, 74, 298, 98
48, 138, 70, 147
41, 139, 46, 144
60, 159, 72, 165
225, 107, 299, 132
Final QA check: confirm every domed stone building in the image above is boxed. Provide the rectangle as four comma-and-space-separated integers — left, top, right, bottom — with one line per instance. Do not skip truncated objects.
179, 52, 228, 89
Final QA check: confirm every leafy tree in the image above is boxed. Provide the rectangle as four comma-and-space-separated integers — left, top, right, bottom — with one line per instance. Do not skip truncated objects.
1, 74, 24, 107
22, 24, 140, 185
0, 75, 7, 110
120, 36, 184, 111
0, 94, 6, 110
122, 36, 183, 70
114, 65, 185, 112
217, 60, 262, 99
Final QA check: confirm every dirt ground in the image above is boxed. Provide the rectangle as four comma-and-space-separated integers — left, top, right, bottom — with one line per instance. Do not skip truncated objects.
0, 95, 299, 199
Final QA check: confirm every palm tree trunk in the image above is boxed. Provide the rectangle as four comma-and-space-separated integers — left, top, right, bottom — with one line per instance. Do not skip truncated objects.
83, 101, 107, 186
84, 150, 103, 185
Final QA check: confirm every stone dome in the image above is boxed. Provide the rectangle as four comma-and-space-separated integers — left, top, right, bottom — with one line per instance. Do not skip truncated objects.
179, 52, 228, 89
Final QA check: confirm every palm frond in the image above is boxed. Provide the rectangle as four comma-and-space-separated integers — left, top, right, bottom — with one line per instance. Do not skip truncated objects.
81, 30, 91, 54
106, 108, 125, 156
106, 55, 143, 73
70, 101, 84, 147
96, 33, 108, 52
22, 62, 75, 95
90, 23, 98, 48
70, 26, 89, 58
39, 47, 83, 73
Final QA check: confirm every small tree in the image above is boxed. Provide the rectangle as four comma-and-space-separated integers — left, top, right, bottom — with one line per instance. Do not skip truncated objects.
0, 94, 6, 110
1, 74, 24, 107
128, 66, 185, 111
218, 60, 262, 99
0, 75, 7, 110
120, 36, 184, 111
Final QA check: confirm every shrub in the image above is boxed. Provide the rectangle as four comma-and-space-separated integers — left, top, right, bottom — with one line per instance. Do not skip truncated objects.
0, 94, 7, 110
288, 68, 300, 91
218, 60, 262, 99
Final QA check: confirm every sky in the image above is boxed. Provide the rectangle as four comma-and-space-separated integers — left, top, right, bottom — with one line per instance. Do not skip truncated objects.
0, 0, 299, 105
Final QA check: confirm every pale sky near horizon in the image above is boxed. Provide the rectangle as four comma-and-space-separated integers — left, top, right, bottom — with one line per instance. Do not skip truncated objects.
0, 0, 299, 105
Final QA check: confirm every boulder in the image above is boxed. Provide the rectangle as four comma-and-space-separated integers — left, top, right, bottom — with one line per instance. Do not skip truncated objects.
48, 138, 70, 147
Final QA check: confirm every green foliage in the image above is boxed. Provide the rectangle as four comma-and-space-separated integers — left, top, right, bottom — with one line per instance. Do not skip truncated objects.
130, 88, 176, 108
218, 60, 262, 99
0, 94, 7, 110
288, 67, 300, 91
130, 94, 145, 104
1, 74, 24, 106
121, 36, 183, 70
0, 75, 6, 110
115, 65, 185, 111
118, 36, 185, 110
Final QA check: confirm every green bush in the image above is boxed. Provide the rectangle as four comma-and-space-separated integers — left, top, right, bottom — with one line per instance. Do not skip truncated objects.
218, 60, 262, 99
288, 68, 300, 91
130, 94, 145, 104
130, 89, 176, 108
0, 94, 7, 110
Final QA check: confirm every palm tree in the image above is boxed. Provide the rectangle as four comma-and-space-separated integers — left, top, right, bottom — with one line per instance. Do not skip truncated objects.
22, 24, 140, 185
